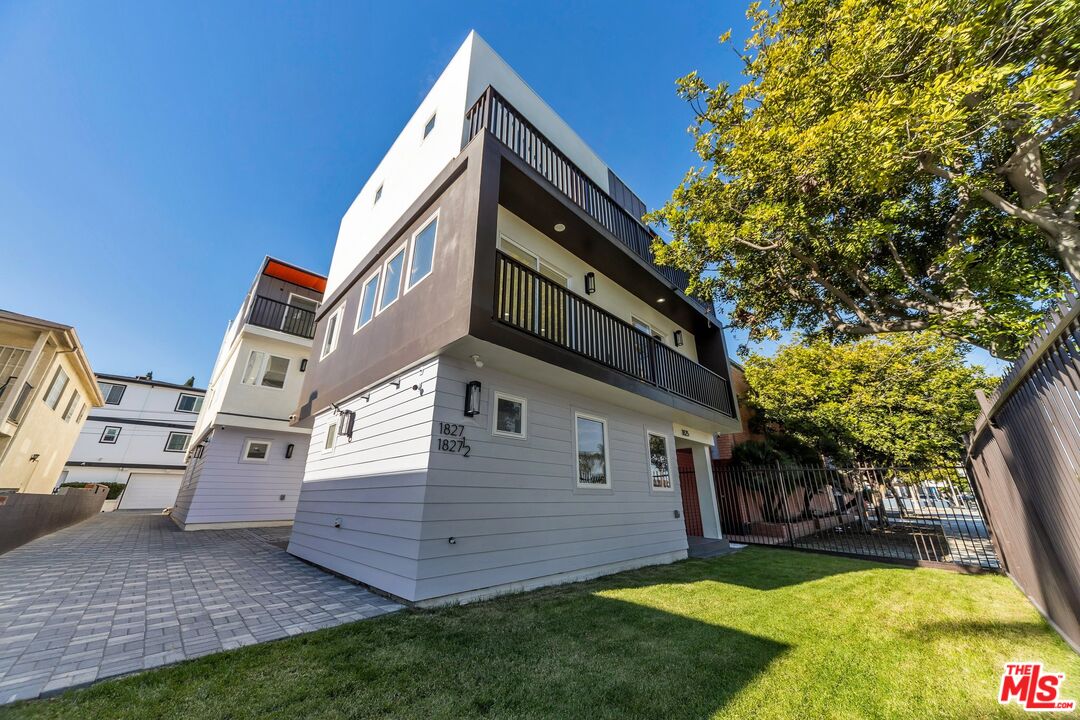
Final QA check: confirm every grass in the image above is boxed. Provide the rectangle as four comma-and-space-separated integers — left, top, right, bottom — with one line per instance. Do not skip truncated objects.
4, 547, 1077, 719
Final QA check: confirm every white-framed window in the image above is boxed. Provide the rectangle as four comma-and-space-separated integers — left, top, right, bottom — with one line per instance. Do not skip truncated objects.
241, 351, 290, 389
321, 307, 344, 359
284, 293, 318, 333
406, 213, 439, 291
175, 393, 203, 413
324, 422, 337, 452
632, 317, 665, 344
374, 183, 383, 205
100, 426, 121, 444
75, 403, 87, 424
164, 432, 192, 453
423, 112, 436, 139
491, 391, 527, 439
355, 271, 381, 331
378, 247, 406, 311
61, 391, 81, 422
647, 431, 673, 490
43, 367, 69, 410
574, 412, 610, 488
241, 438, 271, 462
98, 381, 126, 405
497, 236, 571, 288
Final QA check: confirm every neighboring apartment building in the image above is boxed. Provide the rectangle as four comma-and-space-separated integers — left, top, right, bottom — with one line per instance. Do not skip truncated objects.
62, 373, 206, 509
171, 257, 326, 530
0, 310, 104, 494
286, 32, 742, 605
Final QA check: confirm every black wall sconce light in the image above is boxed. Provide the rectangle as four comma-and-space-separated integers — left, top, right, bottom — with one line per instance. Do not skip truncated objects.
584, 272, 596, 295
673, 330, 684, 347
300, 359, 308, 372
29, 453, 39, 463
285, 443, 295, 459
338, 409, 355, 440
464, 380, 482, 416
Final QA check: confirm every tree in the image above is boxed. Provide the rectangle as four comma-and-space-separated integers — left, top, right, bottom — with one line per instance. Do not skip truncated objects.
649, 0, 1078, 358
741, 334, 997, 465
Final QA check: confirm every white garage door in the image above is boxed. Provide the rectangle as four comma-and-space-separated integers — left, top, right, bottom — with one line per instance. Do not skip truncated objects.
118, 473, 182, 510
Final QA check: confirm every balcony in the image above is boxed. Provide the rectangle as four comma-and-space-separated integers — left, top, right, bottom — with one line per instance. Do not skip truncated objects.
495, 252, 734, 416
466, 86, 711, 315
247, 296, 316, 339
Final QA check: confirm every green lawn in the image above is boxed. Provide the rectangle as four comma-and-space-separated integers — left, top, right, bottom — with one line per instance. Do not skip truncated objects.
4, 547, 1077, 719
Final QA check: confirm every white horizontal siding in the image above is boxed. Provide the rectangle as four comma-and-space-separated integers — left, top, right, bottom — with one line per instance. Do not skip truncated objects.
174, 427, 308, 525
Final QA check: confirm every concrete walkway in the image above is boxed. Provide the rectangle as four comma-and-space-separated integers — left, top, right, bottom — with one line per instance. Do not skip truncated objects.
0, 513, 401, 704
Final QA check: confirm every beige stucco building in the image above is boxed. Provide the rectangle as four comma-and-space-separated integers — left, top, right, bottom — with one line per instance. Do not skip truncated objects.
0, 310, 104, 494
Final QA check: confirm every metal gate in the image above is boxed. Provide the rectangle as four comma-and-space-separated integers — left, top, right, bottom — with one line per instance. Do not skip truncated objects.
713, 464, 999, 570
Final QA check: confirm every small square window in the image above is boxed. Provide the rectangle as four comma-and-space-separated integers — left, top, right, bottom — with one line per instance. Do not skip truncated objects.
98, 382, 126, 405
374, 183, 383, 205
491, 392, 527, 439
100, 426, 121, 444
423, 113, 436, 139
176, 393, 203, 413
242, 439, 271, 462
165, 432, 192, 453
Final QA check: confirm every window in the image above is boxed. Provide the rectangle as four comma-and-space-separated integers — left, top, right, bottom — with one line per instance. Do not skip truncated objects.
61, 391, 81, 422
355, 272, 380, 330
8, 382, 33, 423
423, 112, 436, 139
406, 215, 438, 290
75, 403, 87, 423
491, 392, 527, 439
374, 183, 383, 205
378, 248, 406, 311
165, 432, 192, 453
632, 318, 665, 343
43, 367, 69, 410
241, 351, 290, 388
98, 382, 126, 405
321, 307, 343, 359
284, 294, 318, 333
175, 393, 203, 413
100, 426, 121, 444
648, 432, 672, 490
242, 438, 271, 462
324, 422, 337, 451
575, 413, 610, 488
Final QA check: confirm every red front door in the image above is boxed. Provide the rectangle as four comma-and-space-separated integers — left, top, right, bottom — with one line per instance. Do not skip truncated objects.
677, 448, 704, 537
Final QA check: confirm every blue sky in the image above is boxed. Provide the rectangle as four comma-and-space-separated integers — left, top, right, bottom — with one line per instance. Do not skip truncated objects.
0, 1, 1006, 384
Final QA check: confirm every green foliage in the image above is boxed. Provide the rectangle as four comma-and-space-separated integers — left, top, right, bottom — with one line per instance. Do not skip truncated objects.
650, 0, 1080, 359
731, 437, 819, 467
742, 334, 997, 465
60, 482, 126, 500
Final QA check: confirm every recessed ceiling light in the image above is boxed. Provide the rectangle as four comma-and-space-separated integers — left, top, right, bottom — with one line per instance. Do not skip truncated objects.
554, 223, 566, 232
657, 298, 666, 303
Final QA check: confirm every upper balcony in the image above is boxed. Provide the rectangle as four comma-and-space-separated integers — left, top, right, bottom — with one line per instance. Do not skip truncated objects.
246, 295, 316, 339
466, 86, 712, 316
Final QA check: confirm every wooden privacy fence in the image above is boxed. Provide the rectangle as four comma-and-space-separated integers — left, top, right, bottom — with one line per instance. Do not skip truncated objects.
965, 291, 1080, 651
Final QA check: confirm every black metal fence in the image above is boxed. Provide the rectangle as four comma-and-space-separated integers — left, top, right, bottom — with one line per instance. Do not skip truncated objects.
247, 295, 316, 339
495, 252, 734, 416
713, 464, 999, 570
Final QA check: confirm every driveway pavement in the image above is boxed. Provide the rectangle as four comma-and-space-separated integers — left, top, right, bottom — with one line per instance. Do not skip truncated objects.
0, 513, 402, 704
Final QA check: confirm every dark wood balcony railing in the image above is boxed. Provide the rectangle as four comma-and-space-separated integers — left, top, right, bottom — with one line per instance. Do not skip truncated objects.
247, 295, 316, 339
495, 252, 733, 416
466, 86, 711, 315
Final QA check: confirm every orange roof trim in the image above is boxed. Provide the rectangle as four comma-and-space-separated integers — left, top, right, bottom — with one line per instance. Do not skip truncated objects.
263, 259, 327, 294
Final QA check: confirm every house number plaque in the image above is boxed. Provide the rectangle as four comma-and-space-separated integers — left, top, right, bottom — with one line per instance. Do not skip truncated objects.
436, 422, 470, 457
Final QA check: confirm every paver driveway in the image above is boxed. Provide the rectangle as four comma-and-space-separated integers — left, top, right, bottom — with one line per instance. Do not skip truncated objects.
0, 513, 402, 704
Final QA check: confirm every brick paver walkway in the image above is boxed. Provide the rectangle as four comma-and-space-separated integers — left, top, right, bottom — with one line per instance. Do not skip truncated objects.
0, 513, 401, 704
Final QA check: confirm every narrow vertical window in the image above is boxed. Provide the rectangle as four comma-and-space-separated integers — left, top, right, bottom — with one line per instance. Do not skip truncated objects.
648, 432, 672, 490
43, 367, 69, 410
423, 113, 437, 139
324, 422, 337, 451
321, 308, 343, 358
575, 413, 610, 488
374, 184, 383, 205
378, 249, 405, 311
62, 391, 81, 422
407, 216, 438, 290
355, 272, 381, 330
